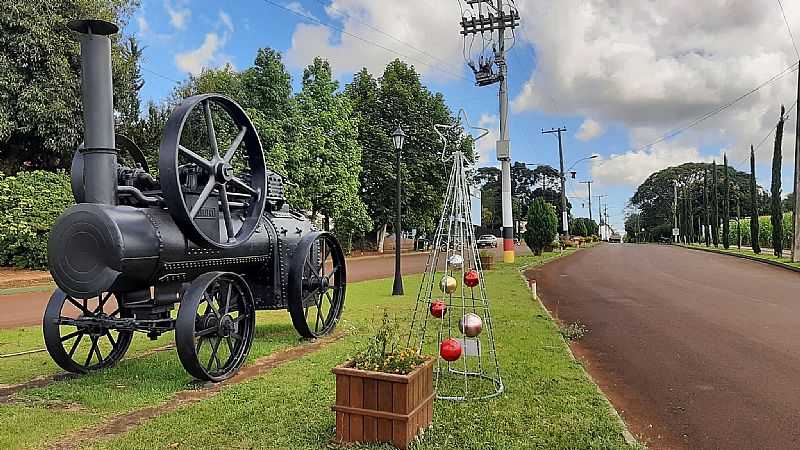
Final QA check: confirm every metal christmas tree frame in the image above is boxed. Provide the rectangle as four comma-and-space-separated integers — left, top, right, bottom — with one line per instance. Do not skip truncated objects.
407, 111, 503, 401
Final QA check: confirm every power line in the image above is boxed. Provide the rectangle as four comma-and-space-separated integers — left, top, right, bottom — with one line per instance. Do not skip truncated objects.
628, 62, 799, 153
260, 0, 471, 82
141, 66, 182, 84
777, 0, 800, 60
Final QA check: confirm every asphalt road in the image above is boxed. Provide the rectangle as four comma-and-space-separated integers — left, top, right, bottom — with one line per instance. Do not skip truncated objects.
527, 244, 800, 450
0, 244, 528, 329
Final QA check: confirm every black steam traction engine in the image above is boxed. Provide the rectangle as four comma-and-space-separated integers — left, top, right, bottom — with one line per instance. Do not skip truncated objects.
43, 20, 346, 381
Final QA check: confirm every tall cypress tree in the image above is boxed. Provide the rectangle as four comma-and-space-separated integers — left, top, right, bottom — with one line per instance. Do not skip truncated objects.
750, 145, 760, 253
723, 154, 730, 249
704, 169, 710, 246
771, 105, 785, 257
712, 161, 719, 246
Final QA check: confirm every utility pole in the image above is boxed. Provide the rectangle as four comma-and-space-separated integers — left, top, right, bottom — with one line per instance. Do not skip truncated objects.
459, 0, 520, 263
543, 127, 569, 237
793, 58, 800, 261
595, 194, 607, 239
673, 182, 678, 243
580, 180, 593, 221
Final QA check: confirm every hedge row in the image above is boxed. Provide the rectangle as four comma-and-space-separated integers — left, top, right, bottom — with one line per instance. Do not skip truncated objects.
0, 170, 73, 269
725, 212, 794, 249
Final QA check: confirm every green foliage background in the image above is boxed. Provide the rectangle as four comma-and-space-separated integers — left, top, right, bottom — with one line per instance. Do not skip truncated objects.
0, 171, 73, 268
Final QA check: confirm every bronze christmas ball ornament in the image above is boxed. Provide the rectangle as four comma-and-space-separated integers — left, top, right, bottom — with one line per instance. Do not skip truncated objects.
440, 276, 457, 294
447, 254, 464, 269
459, 313, 483, 337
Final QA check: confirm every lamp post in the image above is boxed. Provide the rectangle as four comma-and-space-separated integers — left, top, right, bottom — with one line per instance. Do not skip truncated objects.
391, 125, 406, 296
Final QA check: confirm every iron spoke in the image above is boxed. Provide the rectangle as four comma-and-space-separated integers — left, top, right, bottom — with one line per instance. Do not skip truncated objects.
230, 332, 243, 341
94, 292, 113, 314
196, 336, 205, 354
204, 293, 220, 317
203, 99, 220, 159
219, 184, 235, 241
105, 330, 117, 348
314, 295, 324, 332
207, 337, 221, 372
223, 282, 233, 315
223, 127, 247, 163
179, 145, 212, 169
325, 265, 339, 281
60, 329, 82, 342
108, 307, 120, 318
67, 333, 84, 358
86, 335, 99, 366
67, 297, 92, 315
189, 178, 217, 219
231, 313, 248, 324
225, 336, 234, 354
230, 177, 257, 195
195, 327, 217, 338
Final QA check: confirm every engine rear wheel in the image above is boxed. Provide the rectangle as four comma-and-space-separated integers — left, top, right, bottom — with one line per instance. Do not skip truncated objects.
288, 232, 346, 339
43, 289, 133, 374
176, 272, 255, 382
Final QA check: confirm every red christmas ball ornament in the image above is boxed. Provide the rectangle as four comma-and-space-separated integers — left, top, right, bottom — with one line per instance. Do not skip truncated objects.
464, 269, 480, 288
429, 300, 447, 318
440, 338, 462, 362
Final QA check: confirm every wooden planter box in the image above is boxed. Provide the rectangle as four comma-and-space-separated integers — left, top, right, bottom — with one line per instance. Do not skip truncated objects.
332, 358, 434, 449
479, 254, 494, 270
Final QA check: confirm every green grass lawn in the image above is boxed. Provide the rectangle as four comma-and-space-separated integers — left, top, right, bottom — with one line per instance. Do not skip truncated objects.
0, 249, 640, 450
683, 243, 800, 269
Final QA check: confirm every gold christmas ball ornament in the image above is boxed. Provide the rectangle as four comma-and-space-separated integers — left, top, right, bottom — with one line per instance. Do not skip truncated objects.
440, 276, 457, 294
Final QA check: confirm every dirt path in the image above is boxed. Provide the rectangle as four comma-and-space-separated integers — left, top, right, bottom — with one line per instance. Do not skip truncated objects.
526, 244, 800, 450
43, 333, 345, 450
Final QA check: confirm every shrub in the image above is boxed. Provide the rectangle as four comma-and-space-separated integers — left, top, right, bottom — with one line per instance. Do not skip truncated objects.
352, 310, 427, 375
0, 170, 73, 269
524, 198, 558, 256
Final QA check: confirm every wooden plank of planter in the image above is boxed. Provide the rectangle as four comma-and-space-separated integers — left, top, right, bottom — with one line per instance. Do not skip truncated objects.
377, 379, 393, 443
335, 373, 349, 442
363, 378, 378, 441
349, 376, 364, 441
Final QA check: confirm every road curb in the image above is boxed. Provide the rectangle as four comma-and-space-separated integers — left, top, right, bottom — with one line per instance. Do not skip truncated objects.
516, 247, 640, 448
677, 245, 800, 274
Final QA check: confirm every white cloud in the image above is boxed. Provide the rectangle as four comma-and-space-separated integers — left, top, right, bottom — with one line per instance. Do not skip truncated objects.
165, 1, 191, 30
474, 114, 499, 164
591, 145, 713, 187
286, 1, 317, 20
174, 11, 236, 75
219, 10, 234, 33
286, 0, 464, 80
576, 119, 604, 141
512, 0, 800, 171
136, 16, 150, 36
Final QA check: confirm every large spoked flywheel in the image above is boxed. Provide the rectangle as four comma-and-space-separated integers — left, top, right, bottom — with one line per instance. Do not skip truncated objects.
175, 271, 256, 382
159, 94, 266, 248
288, 232, 347, 339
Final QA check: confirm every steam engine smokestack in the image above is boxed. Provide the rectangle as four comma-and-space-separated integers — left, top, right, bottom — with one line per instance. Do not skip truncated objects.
69, 19, 119, 205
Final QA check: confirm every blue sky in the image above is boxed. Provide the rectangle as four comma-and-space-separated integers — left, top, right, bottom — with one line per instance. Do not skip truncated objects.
128, 0, 800, 233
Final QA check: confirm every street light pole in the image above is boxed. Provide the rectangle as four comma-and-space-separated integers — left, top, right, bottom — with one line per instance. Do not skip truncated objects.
579, 180, 593, 221
391, 126, 406, 296
543, 127, 569, 237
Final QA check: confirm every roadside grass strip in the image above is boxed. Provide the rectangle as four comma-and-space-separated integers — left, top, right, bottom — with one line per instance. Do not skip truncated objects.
0, 249, 639, 450
682, 244, 800, 271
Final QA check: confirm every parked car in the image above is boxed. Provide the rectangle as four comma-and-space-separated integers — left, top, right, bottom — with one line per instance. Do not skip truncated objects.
477, 234, 498, 248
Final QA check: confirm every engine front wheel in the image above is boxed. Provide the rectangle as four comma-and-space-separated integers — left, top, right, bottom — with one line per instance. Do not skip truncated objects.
42, 289, 133, 374
175, 272, 255, 382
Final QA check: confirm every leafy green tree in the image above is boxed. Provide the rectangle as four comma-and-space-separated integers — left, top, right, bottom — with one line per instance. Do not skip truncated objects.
523, 198, 557, 256
750, 145, 760, 253
703, 169, 710, 246
712, 160, 719, 246
771, 106, 785, 257
289, 58, 370, 238
722, 154, 730, 249
345, 61, 471, 246
570, 218, 588, 237
0, 0, 141, 172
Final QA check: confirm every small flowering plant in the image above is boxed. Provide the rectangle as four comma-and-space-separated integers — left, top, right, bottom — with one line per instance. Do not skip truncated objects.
352, 310, 427, 375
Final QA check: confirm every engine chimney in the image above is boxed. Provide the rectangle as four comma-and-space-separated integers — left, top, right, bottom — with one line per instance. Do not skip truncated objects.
69, 19, 119, 205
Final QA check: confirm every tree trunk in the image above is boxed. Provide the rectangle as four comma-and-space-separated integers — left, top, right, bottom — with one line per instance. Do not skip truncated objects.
377, 223, 388, 253
723, 154, 730, 249
772, 105, 786, 257
703, 170, 711, 246
712, 161, 719, 246
751, 145, 761, 253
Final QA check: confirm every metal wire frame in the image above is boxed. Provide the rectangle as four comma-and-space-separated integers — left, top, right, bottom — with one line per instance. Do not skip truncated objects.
406, 146, 503, 401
